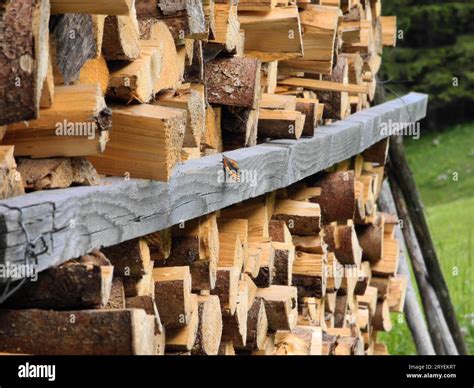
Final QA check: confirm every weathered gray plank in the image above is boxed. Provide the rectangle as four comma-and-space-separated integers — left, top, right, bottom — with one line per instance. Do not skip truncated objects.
0, 93, 428, 271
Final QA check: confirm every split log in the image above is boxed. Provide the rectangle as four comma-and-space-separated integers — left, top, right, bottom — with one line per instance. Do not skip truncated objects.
372, 299, 393, 332
362, 138, 389, 166
271, 242, 295, 286
245, 244, 263, 279
239, 6, 303, 60
122, 261, 154, 298
3, 253, 113, 310
202, 105, 223, 152
260, 94, 297, 111
222, 280, 248, 347
51, 14, 97, 85
334, 294, 348, 328
155, 89, 205, 148
138, 20, 182, 92
357, 286, 378, 316
218, 232, 244, 271
250, 242, 273, 288
274, 326, 322, 355
322, 332, 338, 355
324, 223, 362, 266
292, 235, 326, 255
299, 297, 326, 328
272, 200, 321, 236
311, 171, 356, 224
217, 218, 249, 268
76, 55, 109, 95
221, 106, 259, 150
387, 275, 408, 313
257, 109, 305, 141
166, 294, 199, 353
221, 195, 273, 242
261, 61, 278, 94
0, 146, 24, 200
5, 84, 111, 158
144, 229, 172, 260
105, 278, 126, 310
102, 10, 140, 61
268, 220, 293, 243
88, 104, 186, 182
205, 56, 261, 109
0, 0, 49, 125
153, 266, 192, 329
236, 297, 268, 351
292, 252, 327, 298
257, 285, 298, 331
161, 215, 219, 290
211, 267, 240, 315
380, 16, 397, 47
102, 238, 151, 279
370, 276, 390, 300
191, 294, 223, 355
371, 237, 399, 277
0, 309, 155, 355
208, 2, 242, 54
357, 215, 385, 263
296, 98, 319, 137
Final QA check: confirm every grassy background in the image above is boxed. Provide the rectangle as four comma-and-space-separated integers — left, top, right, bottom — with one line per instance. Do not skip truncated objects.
379, 122, 474, 354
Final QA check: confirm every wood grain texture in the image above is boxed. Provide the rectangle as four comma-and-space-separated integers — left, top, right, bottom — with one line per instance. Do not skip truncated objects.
0, 93, 427, 272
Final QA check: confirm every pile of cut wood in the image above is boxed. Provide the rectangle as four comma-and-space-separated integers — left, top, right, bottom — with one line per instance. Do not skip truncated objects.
0, 0, 397, 198
0, 139, 407, 355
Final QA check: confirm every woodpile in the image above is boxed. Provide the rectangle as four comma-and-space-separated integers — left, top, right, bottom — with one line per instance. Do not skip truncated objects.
0, 139, 408, 355
0, 0, 396, 198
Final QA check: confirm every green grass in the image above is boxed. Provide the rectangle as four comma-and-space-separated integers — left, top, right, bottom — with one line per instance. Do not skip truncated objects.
381, 122, 474, 355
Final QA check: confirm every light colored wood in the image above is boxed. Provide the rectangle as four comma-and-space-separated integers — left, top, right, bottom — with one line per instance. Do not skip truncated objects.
217, 218, 249, 269
50, 0, 132, 15
0, 146, 24, 200
279, 78, 369, 94
192, 295, 223, 355
77, 55, 109, 95
88, 104, 185, 182
155, 89, 205, 148
5, 84, 111, 158
381, 16, 397, 47
239, 6, 303, 60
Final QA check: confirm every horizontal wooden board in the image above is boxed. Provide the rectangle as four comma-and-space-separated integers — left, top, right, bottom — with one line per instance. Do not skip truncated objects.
0, 93, 427, 273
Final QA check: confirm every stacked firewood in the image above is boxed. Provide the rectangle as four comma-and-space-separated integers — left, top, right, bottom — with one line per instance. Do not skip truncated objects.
0, 139, 408, 355
0, 0, 397, 198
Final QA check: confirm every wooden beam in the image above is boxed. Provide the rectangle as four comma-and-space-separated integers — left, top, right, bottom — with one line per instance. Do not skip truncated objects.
0, 94, 428, 271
